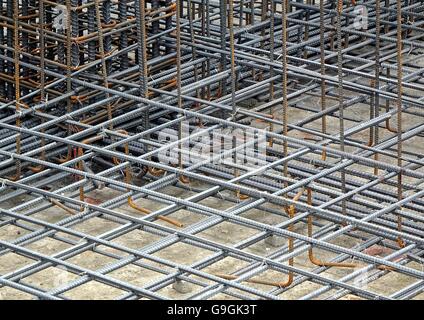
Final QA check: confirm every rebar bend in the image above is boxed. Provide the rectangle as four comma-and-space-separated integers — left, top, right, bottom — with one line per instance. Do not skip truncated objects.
77, 135, 105, 211
222, 189, 308, 289
148, 167, 165, 176
50, 198, 78, 216
117, 130, 183, 227
306, 188, 357, 268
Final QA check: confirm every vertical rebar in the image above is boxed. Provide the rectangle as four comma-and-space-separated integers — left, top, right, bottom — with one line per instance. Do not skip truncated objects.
268, 0, 275, 147
320, 0, 326, 161
6, 0, 14, 100
57, 0, 66, 83
151, 0, 160, 58
13, 0, 21, 180
165, 0, 173, 55
102, 0, 112, 75
176, 0, 183, 173
374, 0, 381, 175
396, 0, 405, 247
94, 0, 113, 129
187, 0, 199, 102
282, 0, 288, 179
337, 0, 347, 219
228, 0, 239, 196
38, 0, 46, 169
0, 0, 5, 98
135, 0, 149, 135
118, 0, 128, 69
70, 0, 79, 72
219, 0, 227, 99
88, 3, 97, 63
21, 0, 29, 96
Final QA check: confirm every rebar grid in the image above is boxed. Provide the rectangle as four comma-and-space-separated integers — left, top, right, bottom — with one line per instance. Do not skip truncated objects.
0, 0, 423, 300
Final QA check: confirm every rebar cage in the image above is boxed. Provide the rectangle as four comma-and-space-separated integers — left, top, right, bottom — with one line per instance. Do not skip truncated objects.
0, 0, 423, 300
